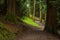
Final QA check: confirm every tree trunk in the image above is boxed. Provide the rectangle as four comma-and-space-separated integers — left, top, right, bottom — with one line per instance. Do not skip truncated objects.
40, 3, 42, 22
5, 0, 17, 24
12, 0, 16, 17
6, 0, 12, 16
45, 0, 57, 33
33, 0, 36, 20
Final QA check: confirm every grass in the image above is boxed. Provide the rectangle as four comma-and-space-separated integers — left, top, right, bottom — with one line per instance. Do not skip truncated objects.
20, 16, 41, 29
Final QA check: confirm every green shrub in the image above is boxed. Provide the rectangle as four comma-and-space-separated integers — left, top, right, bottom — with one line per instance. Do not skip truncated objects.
0, 22, 16, 40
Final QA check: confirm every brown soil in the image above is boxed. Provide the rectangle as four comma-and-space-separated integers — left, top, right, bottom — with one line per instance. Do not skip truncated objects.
14, 29, 60, 40
14, 23, 60, 40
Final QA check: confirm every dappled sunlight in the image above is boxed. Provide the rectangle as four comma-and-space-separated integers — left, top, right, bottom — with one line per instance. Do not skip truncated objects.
20, 16, 41, 29
0, 0, 60, 40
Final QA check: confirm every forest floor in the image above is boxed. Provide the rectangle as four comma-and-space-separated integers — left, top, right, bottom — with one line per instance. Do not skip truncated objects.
14, 22, 60, 40
14, 28, 60, 40
0, 17, 60, 40
1, 21, 60, 40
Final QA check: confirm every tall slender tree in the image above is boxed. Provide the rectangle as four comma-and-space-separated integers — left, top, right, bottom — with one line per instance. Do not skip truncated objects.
33, 0, 36, 20
40, 1, 42, 22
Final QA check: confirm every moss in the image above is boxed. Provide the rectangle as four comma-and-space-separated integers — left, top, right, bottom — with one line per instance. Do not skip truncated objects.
20, 16, 41, 29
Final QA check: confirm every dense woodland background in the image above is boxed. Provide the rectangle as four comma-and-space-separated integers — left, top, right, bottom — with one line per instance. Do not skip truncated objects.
0, 0, 60, 40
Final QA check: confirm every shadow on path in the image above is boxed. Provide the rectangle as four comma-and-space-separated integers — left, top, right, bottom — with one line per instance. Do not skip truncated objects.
14, 23, 60, 40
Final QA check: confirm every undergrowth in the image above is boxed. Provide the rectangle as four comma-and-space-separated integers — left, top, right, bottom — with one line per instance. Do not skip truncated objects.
0, 22, 16, 40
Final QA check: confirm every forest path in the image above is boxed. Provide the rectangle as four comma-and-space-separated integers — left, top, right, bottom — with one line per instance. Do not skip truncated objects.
14, 29, 60, 40
0, 21, 60, 40
35, 20, 45, 30
14, 22, 60, 40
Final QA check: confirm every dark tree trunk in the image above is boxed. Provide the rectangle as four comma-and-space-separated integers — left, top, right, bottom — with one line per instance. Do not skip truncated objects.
45, 0, 57, 33
6, 0, 12, 15
0, 0, 7, 16
12, 0, 16, 17
6, 0, 16, 16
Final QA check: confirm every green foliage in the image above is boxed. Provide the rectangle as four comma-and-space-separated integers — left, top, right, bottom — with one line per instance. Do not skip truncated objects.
0, 0, 4, 4
20, 16, 41, 29
56, 0, 60, 27
0, 22, 4, 28
0, 22, 16, 40
16, 0, 27, 17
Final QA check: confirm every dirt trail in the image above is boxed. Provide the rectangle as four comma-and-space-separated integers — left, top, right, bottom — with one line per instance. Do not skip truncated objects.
14, 27, 60, 40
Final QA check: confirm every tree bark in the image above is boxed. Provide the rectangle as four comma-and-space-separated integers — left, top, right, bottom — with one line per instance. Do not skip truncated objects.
6, 0, 12, 16
45, 0, 57, 33
12, 0, 16, 17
